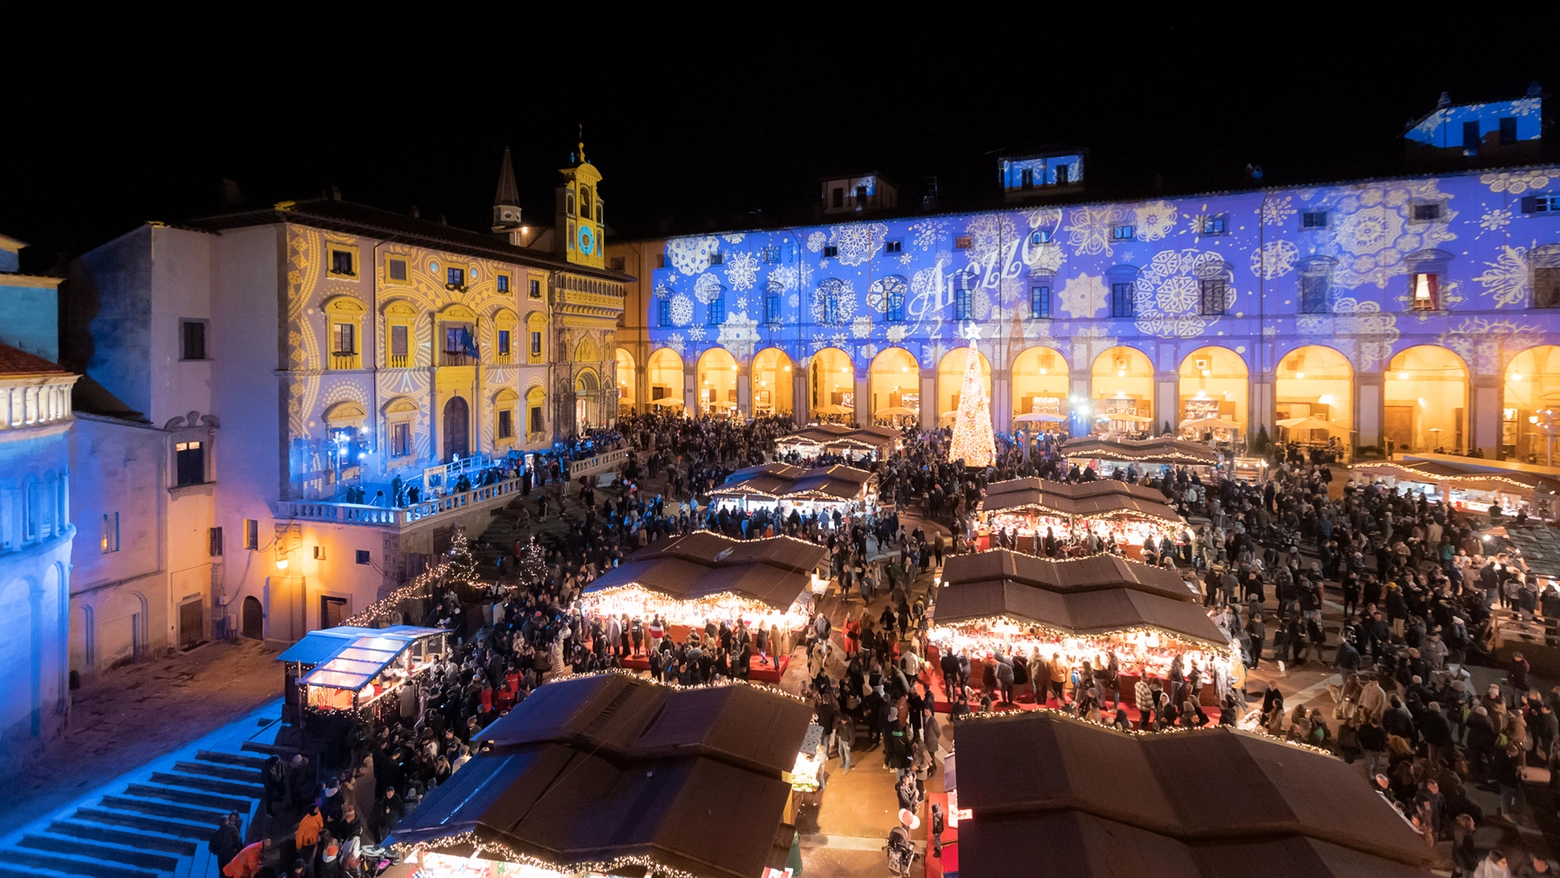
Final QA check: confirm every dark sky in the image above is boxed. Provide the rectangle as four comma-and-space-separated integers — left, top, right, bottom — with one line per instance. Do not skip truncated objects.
2, 12, 1553, 272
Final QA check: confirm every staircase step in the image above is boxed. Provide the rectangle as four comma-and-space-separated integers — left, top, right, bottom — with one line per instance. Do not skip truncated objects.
0, 848, 157, 878
196, 749, 268, 769
123, 783, 251, 814
174, 759, 262, 782
149, 771, 263, 798
0, 866, 81, 878
99, 794, 226, 827
48, 820, 198, 856
240, 741, 297, 757
76, 805, 214, 841
18, 833, 180, 873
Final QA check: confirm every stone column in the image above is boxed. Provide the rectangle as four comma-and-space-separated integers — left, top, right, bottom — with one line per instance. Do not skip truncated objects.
919, 368, 937, 431
991, 369, 1012, 433
1357, 371, 1384, 451
737, 360, 753, 420
1470, 372, 1502, 457
683, 363, 698, 417
854, 371, 871, 426
1249, 372, 1275, 445
1155, 371, 1179, 436
793, 371, 809, 426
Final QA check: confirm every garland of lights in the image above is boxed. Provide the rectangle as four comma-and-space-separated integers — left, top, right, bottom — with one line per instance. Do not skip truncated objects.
1354, 464, 1553, 492
398, 835, 707, 878
581, 583, 811, 631
955, 703, 1337, 757
946, 547, 1186, 575
929, 617, 1233, 657
543, 666, 809, 705
344, 526, 490, 627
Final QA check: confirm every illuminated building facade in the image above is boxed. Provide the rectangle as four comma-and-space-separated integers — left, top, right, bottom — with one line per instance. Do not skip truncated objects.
615, 90, 1560, 460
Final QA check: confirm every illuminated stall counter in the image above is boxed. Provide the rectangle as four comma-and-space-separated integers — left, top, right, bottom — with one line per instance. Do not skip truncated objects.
950, 711, 1434, 878
1062, 436, 1222, 477
709, 462, 878, 523
973, 477, 1187, 558
582, 532, 828, 682
1352, 455, 1560, 521
927, 550, 1231, 709
773, 423, 899, 462
390, 672, 815, 878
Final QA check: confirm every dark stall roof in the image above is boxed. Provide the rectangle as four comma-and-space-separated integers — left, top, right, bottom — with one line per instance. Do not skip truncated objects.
1062, 437, 1221, 465
940, 550, 1199, 603
980, 477, 1184, 523
954, 712, 1431, 878
584, 532, 826, 609
712, 463, 874, 501
933, 578, 1227, 647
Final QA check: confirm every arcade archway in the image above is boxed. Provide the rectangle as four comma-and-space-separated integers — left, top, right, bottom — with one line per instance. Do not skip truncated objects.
752, 348, 794, 417
1384, 345, 1468, 454
1090, 346, 1154, 433
1011, 346, 1070, 421
869, 347, 921, 423
615, 348, 636, 413
1504, 345, 1560, 460
647, 348, 685, 413
1275, 345, 1353, 444
697, 348, 738, 416
809, 347, 855, 421
1178, 346, 1249, 436
938, 346, 991, 426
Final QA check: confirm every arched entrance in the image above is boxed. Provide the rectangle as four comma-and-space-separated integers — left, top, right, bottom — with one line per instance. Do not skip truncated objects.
697, 348, 739, 417
242, 596, 264, 640
1090, 346, 1154, 434
1384, 346, 1469, 454
1178, 346, 1249, 437
442, 395, 470, 461
647, 348, 685, 414
615, 348, 636, 414
938, 347, 991, 426
809, 348, 855, 421
753, 348, 794, 417
869, 347, 921, 423
1275, 345, 1353, 445
575, 370, 601, 431
1504, 345, 1560, 460
1011, 346, 1070, 421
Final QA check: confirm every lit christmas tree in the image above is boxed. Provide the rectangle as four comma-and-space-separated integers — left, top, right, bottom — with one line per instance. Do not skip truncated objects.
516, 535, 547, 589
946, 325, 996, 468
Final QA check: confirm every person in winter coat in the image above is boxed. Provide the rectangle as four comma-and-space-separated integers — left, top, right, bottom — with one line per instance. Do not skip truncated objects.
209, 814, 243, 873
994, 656, 1015, 705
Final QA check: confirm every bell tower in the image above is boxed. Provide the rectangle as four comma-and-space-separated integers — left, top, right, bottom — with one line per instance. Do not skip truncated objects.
492, 145, 523, 233
554, 126, 605, 269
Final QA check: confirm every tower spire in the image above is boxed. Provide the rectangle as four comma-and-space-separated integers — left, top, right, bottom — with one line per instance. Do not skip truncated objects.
491, 146, 522, 234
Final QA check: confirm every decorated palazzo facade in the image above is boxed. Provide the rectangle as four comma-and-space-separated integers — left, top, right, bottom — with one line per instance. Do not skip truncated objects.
612, 90, 1560, 461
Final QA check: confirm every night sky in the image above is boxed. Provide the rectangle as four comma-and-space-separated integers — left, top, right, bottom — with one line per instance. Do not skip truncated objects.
2, 13, 1552, 273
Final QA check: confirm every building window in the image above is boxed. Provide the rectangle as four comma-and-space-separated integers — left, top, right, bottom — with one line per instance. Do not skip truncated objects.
610, 256, 625, 271
765, 294, 781, 324
1201, 215, 1227, 235
498, 409, 513, 439
497, 273, 510, 292
497, 329, 511, 357
656, 253, 667, 269
528, 278, 542, 299
243, 518, 258, 550
708, 294, 724, 325
1500, 116, 1518, 145
1299, 273, 1330, 314
1536, 267, 1560, 309
709, 252, 724, 266
356, 550, 371, 565
761, 246, 780, 263
658, 298, 672, 326
954, 236, 972, 249
209, 526, 223, 556
1111, 282, 1135, 318
1410, 203, 1444, 223
332, 323, 356, 363
1031, 230, 1051, 245
887, 290, 905, 322
1301, 211, 1328, 229
101, 512, 119, 553
1056, 164, 1071, 184
387, 258, 408, 282
832, 187, 844, 208
1463, 120, 1482, 148
955, 287, 973, 321
531, 330, 543, 356
1199, 278, 1227, 316
329, 249, 356, 277
886, 240, 902, 254
446, 267, 466, 289
1411, 272, 1439, 310
1111, 225, 1135, 240
1522, 194, 1560, 214
391, 421, 411, 457
823, 245, 838, 258
389, 325, 409, 367
529, 405, 544, 434
1030, 285, 1051, 319
175, 440, 206, 487
181, 319, 207, 361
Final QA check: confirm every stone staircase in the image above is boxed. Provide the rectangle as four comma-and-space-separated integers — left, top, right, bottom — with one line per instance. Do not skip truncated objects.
0, 709, 282, 878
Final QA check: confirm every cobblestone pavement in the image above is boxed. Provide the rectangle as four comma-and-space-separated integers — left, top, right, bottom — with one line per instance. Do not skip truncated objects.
0, 638, 281, 839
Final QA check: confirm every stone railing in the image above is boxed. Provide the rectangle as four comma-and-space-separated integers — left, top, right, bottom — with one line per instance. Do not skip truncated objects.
570, 447, 630, 480
274, 476, 525, 528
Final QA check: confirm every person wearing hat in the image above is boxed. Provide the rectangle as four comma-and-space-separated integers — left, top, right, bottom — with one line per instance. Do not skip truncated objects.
208, 813, 243, 874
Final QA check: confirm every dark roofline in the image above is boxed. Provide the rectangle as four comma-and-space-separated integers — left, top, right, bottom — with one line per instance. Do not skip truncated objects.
183, 198, 634, 284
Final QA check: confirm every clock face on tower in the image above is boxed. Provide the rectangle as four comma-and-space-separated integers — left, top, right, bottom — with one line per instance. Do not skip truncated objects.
578, 225, 595, 255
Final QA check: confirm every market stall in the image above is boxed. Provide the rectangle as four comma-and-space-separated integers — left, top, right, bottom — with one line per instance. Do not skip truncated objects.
389, 672, 814, 878
774, 424, 899, 461
709, 463, 878, 523
1351, 454, 1560, 520
581, 532, 828, 682
926, 550, 1231, 710
1062, 436, 1222, 479
972, 477, 1187, 558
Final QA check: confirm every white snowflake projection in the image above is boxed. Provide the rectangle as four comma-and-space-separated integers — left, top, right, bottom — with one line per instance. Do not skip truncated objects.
866, 275, 908, 313
1316, 179, 1459, 289
1511, 97, 1542, 116
723, 251, 760, 291
963, 214, 1019, 266
1476, 243, 1538, 308
1250, 240, 1299, 279
806, 231, 827, 253
1134, 249, 1235, 338
653, 279, 673, 299
767, 264, 799, 293
908, 219, 948, 251
722, 233, 746, 243
1069, 326, 1118, 370
1065, 204, 1130, 256
818, 258, 831, 269
1024, 241, 1066, 274
663, 333, 687, 356
788, 293, 800, 308
899, 252, 914, 266
859, 343, 880, 363
1480, 208, 1514, 233
669, 293, 694, 327
829, 223, 889, 266
667, 236, 721, 276
886, 324, 908, 344
1440, 317, 1545, 374
1481, 170, 1555, 195
1261, 196, 1297, 227
1133, 200, 1179, 241
829, 331, 848, 350
687, 322, 706, 342
716, 312, 761, 360
1056, 272, 1108, 319
693, 272, 725, 304
851, 316, 875, 339
1296, 297, 1398, 371
735, 296, 748, 310
811, 278, 857, 326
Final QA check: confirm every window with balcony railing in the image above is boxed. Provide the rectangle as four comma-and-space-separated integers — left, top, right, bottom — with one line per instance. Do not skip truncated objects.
389, 324, 410, 367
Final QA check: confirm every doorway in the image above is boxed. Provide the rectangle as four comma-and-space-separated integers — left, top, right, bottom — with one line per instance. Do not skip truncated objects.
1384, 405, 1415, 454
241, 595, 264, 640
178, 599, 204, 650
320, 595, 349, 630
443, 395, 470, 461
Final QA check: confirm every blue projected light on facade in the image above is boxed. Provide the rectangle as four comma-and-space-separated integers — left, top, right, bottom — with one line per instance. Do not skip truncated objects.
1405, 94, 1543, 148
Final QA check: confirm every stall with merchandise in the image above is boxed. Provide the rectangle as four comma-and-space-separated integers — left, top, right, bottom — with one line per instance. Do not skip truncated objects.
1062, 436, 1222, 479
709, 463, 878, 524
1351, 455, 1560, 520
774, 424, 900, 461
972, 477, 1187, 558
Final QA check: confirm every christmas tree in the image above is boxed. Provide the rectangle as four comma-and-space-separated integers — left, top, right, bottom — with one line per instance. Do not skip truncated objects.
444, 526, 481, 599
516, 535, 547, 589
946, 327, 996, 468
